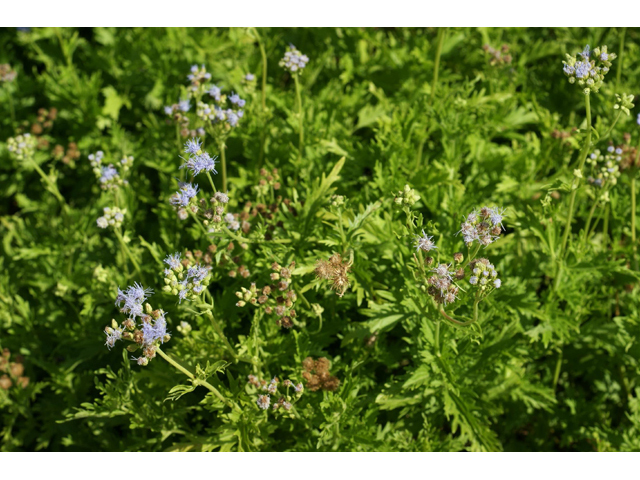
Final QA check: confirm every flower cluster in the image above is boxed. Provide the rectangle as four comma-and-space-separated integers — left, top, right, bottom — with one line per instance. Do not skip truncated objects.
279, 45, 309, 74
394, 184, 420, 209
187, 64, 211, 93
0, 348, 29, 390
196, 90, 245, 130
236, 262, 297, 328
586, 146, 622, 187
0, 64, 17, 83
314, 253, 351, 297
88, 151, 133, 190
53, 141, 80, 166
96, 206, 126, 229
482, 44, 512, 66
459, 206, 505, 247
180, 138, 217, 176
7, 134, 37, 160
302, 357, 340, 392
170, 181, 199, 208
200, 191, 234, 232
468, 258, 501, 290
426, 262, 460, 306
162, 252, 212, 303
248, 375, 303, 412
108, 284, 170, 366
562, 45, 616, 93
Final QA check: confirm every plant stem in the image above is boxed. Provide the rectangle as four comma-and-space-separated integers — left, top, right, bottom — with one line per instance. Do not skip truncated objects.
434, 320, 441, 357
430, 28, 446, 105
156, 348, 236, 410
218, 141, 227, 193
294, 75, 304, 171
617, 27, 626, 88
206, 171, 217, 193
27, 157, 66, 205
252, 27, 268, 168
582, 196, 599, 246
560, 93, 592, 258
552, 349, 563, 391
632, 168, 638, 270
114, 228, 143, 279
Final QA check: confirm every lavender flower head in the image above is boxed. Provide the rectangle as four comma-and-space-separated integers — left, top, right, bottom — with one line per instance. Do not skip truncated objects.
279, 44, 309, 74
164, 252, 182, 270
115, 283, 153, 320
180, 150, 217, 176
170, 181, 199, 207
178, 99, 191, 112
414, 230, 437, 252
141, 313, 168, 346
459, 206, 506, 247
257, 394, 271, 410
245, 73, 255, 82
229, 92, 246, 108
637, 113, 640, 126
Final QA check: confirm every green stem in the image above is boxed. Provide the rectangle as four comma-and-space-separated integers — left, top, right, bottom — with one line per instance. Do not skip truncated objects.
434, 320, 441, 357
156, 348, 236, 410
219, 141, 227, 193
632, 169, 638, 270
430, 28, 446, 105
206, 171, 217, 193
582, 196, 599, 246
439, 309, 475, 327
114, 228, 143, 279
560, 93, 592, 258
552, 349, 563, 391
252, 27, 267, 113
27, 157, 66, 205
617, 27, 626, 88
294, 75, 304, 168
602, 203, 609, 251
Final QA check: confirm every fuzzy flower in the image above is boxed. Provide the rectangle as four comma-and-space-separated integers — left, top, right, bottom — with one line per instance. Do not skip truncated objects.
105, 327, 123, 349
257, 394, 271, 410
468, 258, 500, 292
224, 213, 240, 231
162, 254, 211, 303
115, 283, 153, 319
208, 85, 221, 102
228, 93, 246, 108
562, 45, 616, 93
213, 191, 229, 204
459, 206, 505, 247
414, 230, 437, 252
184, 138, 202, 155
245, 73, 255, 82
178, 99, 191, 112
164, 252, 182, 270
180, 151, 217, 176
141, 314, 168, 346
170, 181, 199, 207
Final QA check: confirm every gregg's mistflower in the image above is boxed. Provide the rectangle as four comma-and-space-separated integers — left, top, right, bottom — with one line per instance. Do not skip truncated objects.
89, 151, 132, 190
562, 45, 616, 93
224, 213, 240, 231
244, 73, 255, 82
213, 191, 229, 204
459, 206, 506, 247
162, 252, 211, 303
637, 113, 640, 126
7, 134, 37, 161
180, 150, 217, 176
208, 85, 221, 102
279, 44, 309, 74
105, 287, 171, 366
96, 206, 126, 230
178, 99, 191, 112
228, 92, 246, 108
170, 181, 199, 208
414, 230, 437, 253
426, 263, 459, 306
467, 258, 500, 292
257, 394, 271, 410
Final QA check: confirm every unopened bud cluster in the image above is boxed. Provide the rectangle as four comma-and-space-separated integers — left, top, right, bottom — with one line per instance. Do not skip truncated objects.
586, 146, 622, 187
426, 262, 459, 306
482, 44, 512, 66
96, 206, 126, 229
394, 184, 420, 208
0, 348, 30, 390
162, 252, 212, 303
279, 45, 309, 74
562, 45, 615, 94
88, 150, 133, 190
614, 93, 635, 116
302, 357, 340, 392
7, 134, 37, 160
469, 258, 501, 290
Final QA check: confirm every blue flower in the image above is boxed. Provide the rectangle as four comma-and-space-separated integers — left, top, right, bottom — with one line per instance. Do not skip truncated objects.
184, 138, 202, 155
414, 230, 437, 252
600, 52, 608, 61
105, 327, 123, 349
229, 93, 246, 107
245, 73, 255, 81
470, 276, 478, 285
493, 279, 501, 288
115, 283, 153, 319
180, 152, 217, 176
170, 182, 199, 207
164, 106, 173, 115
208, 85, 221, 102
100, 165, 119, 184
164, 252, 182, 270
637, 113, 640, 126
226, 111, 239, 127
574, 61, 591, 79
563, 64, 575, 75
142, 314, 167, 345
179, 99, 191, 112
579, 45, 590, 60
490, 207, 506, 230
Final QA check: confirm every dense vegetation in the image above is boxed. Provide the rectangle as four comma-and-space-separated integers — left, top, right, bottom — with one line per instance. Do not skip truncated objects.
2, 27, 640, 452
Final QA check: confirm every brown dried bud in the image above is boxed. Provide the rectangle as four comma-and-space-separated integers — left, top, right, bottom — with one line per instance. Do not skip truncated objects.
455, 268, 465, 280
302, 357, 315, 372
0, 375, 12, 390
453, 252, 464, 263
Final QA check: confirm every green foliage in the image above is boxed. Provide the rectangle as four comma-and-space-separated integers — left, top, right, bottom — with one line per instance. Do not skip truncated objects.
1, 27, 640, 452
